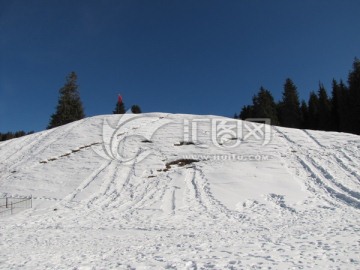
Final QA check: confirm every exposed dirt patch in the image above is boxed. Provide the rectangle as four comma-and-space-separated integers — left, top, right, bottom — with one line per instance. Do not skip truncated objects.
163, 159, 199, 171
153, 159, 200, 173
174, 141, 195, 146
166, 159, 199, 168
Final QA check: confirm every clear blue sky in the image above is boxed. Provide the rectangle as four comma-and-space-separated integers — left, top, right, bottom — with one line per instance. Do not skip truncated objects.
1, 0, 359, 132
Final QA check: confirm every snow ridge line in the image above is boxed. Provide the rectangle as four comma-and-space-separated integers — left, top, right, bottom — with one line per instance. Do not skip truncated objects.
121, 156, 192, 217
0, 131, 45, 162
275, 128, 297, 144
274, 127, 360, 209
265, 193, 297, 214
302, 130, 325, 148
306, 155, 360, 200
117, 168, 166, 213
104, 144, 162, 208
332, 153, 360, 181
339, 148, 356, 162
181, 166, 246, 222
85, 161, 118, 208
72, 116, 166, 212
302, 129, 360, 193
0, 121, 87, 185
4, 118, 88, 172
63, 160, 113, 202
0, 135, 18, 149
131, 172, 173, 214
298, 157, 360, 209
127, 178, 170, 218
185, 169, 210, 215
194, 167, 246, 221
98, 162, 124, 209
274, 127, 334, 203
317, 153, 360, 190
103, 115, 172, 211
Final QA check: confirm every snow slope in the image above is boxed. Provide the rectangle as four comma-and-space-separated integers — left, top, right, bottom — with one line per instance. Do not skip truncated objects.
0, 113, 359, 269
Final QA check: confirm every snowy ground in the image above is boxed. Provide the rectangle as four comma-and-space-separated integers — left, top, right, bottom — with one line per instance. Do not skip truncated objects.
0, 113, 359, 269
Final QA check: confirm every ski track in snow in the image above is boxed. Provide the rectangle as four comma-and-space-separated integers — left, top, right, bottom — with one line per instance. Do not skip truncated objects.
4, 119, 86, 170
274, 127, 360, 209
0, 114, 359, 269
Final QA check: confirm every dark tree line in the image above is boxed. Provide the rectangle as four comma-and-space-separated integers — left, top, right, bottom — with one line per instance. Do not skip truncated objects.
0, 131, 34, 142
236, 58, 360, 135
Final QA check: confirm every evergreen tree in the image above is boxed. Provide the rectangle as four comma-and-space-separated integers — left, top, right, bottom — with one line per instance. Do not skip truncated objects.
337, 80, 351, 132
307, 91, 319, 130
232, 56, 360, 134
275, 102, 282, 125
113, 101, 126, 114
251, 87, 279, 125
239, 105, 254, 120
48, 72, 85, 129
0, 131, 34, 141
330, 79, 340, 131
131, 105, 142, 114
113, 100, 126, 114
317, 83, 332, 131
300, 100, 309, 129
278, 78, 301, 128
347, 58, 360, 134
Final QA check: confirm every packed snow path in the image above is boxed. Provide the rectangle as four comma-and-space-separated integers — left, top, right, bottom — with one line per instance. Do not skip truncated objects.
0, 113, 359, 269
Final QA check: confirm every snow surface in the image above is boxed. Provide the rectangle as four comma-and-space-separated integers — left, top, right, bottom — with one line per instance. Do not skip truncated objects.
0, 113, 359, 269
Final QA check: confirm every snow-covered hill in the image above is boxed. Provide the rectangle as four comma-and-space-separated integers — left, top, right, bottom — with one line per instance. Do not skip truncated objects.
0, 113, 359, 269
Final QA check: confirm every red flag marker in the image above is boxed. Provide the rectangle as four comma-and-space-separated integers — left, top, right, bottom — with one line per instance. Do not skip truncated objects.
118, 94, 122, 104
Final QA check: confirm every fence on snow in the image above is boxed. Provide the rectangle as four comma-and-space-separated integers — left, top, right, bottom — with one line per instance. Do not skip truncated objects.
0, 196, 32, 217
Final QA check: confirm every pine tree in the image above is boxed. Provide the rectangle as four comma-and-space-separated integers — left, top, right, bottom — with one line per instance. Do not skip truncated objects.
300, 100, 309, 129
331, 79, 340, 131
278, 78, 301, 128
131, 105, 142, 114
113, 100, 126, 114
337, 80, 351, 132
239, 105, 254, 120
0, 131, 34, 141
347, 58, 360, 134
317, 83, 332, 131
307, 91, 319, 130
251, 87, 279, 125
48, 72, 85, 129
